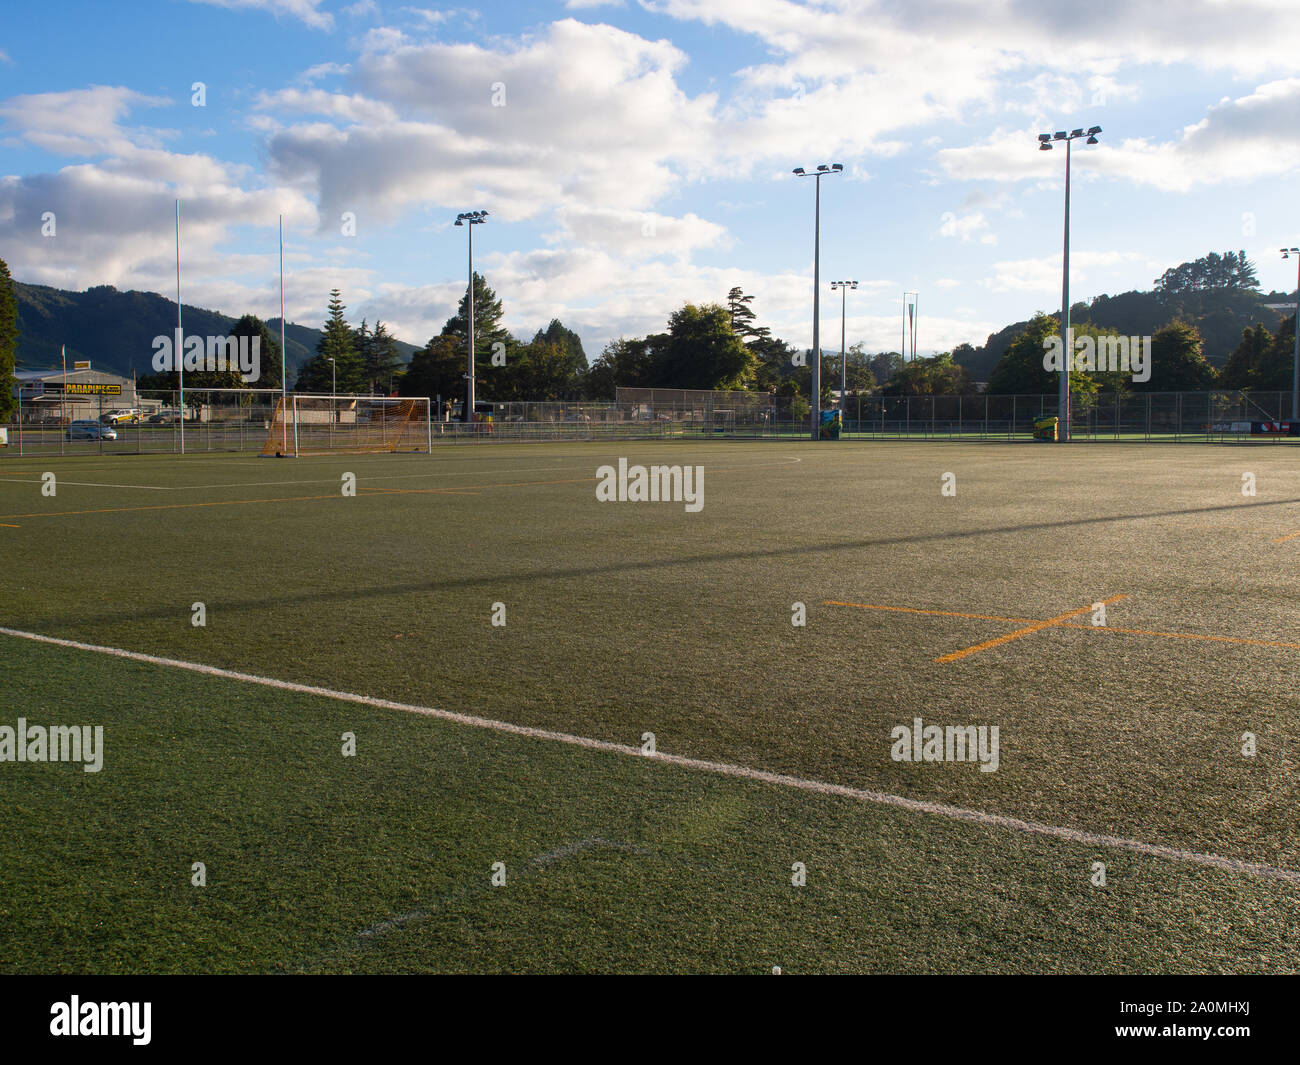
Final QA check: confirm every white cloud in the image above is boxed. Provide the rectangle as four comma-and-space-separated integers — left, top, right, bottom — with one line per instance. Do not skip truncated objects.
980, 251, 1144, 294
939, 79, 1300, 192
186, 0, 333, 31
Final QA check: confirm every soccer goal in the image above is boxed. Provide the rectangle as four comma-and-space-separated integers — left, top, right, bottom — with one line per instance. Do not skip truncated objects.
261, 395, 431, 457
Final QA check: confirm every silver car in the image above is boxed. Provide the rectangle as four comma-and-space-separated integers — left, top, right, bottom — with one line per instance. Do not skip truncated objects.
66, 420, 118, 441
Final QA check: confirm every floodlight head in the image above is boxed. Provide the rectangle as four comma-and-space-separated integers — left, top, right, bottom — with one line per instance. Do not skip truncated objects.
1038, 133, 1052, 142
1039, 142, 1052, 151
1088, 126, 1102, 135
792, 167, 806, 175
1071, 128, 1084, 138
1054, 131, 1067, 140
1086, 135, 1098, 144
817, 164, 829, 172
832, 163, 843, 171
454, 218, 464, 226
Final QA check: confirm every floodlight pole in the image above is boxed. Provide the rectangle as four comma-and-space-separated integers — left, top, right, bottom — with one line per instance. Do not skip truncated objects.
794, 165, 842, 439
1039, 125, 1100, 442
1060, 135, 1072, 441
467, 218, 475, 424
456, 211, 488, 427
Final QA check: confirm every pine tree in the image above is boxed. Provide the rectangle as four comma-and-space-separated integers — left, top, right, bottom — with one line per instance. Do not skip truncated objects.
296, 290, 362, 392
442, 273, 509, 360
366, 320, 403, 394
726, 286, 771, 344
0, 257, 18, 421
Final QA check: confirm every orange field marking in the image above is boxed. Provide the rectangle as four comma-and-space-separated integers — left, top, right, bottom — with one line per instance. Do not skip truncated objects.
934, 594, 1128, 663
825, 594, 1300, 659
1272, 529, 1300, 543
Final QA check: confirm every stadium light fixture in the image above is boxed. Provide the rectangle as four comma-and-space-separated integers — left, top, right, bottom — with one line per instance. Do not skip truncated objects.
794, 163, 843, 439
1283, 247, 1300, 419
831, 281, 858, 421
1036, 125, 1101, 441
454, 211, 489, 425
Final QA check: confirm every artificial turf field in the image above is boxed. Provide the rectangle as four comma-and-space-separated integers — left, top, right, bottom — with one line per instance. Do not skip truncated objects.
3, 438, 1300, 974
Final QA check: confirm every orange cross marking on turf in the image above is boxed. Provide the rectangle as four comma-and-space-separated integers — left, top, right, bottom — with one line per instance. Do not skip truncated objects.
934, 594, 1128, 662
825, 595, 1300, 659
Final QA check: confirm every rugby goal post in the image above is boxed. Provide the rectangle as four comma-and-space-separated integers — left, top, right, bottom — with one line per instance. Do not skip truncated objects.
261, 394, 431, 457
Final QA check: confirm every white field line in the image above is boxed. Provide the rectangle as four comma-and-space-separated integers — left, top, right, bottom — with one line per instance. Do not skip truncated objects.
0, 458, 801, 495
0, 479, 173, 490
4, 624, 1287, 885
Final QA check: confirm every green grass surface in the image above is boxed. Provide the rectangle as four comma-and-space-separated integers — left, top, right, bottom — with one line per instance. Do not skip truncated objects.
3, 440, 1300, 972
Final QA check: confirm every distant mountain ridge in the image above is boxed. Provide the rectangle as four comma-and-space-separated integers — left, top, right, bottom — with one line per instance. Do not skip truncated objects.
11, 281, 420, 380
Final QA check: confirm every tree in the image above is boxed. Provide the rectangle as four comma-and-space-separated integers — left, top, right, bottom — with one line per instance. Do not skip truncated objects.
751, 334, 800, 393
987, 314, 1102, 395
227, 314, 283, 394
1155, 250, 1258, 296
585, 337, 658, 399
1220, 324, 1273, 390
0, 257, 18, 421
365, 320, 403, 394
296, 290, 362, 393
881, 352, 975, 395
1249, 314, 1298, 391
495, 340, 579, 401
399, 334, 463, 414
442, 272, 509, 364
532, 319, 587, 377
651, 303, 753, 390
726, 286, 771, 345
1132, 321, 1216, 392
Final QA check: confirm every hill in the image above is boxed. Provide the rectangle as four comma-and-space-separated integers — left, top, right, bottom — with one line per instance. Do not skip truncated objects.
955, 261, 1288, 383
12, 281, 420, 380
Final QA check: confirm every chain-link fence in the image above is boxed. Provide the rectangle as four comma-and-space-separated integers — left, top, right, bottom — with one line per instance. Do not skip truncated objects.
838, 391, 1300, 441
8, 387, 1299, 455
4, 389, 285, 456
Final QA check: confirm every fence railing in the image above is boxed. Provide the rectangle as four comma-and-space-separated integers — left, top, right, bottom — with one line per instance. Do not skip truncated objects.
836, 391, 1299, 441
7, 389, 1297, 456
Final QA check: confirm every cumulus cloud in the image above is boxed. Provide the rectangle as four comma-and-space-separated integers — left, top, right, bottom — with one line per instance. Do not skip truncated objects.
939, 79, 1300, 192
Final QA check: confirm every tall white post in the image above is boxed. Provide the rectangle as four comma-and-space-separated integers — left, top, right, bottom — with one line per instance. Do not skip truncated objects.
176, 199, 185, 454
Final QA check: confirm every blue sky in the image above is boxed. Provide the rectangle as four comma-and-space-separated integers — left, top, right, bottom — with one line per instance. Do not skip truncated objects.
3, 0, 1300, 364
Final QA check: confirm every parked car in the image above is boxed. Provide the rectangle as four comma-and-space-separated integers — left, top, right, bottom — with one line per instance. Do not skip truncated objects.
147, 409, 181, 424
67, 420, 117, 441
100, 408, 142, 425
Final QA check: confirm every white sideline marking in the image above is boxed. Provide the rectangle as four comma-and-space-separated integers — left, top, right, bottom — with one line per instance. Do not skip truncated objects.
3, 624, 1297, 886
0, 479, 173, 490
